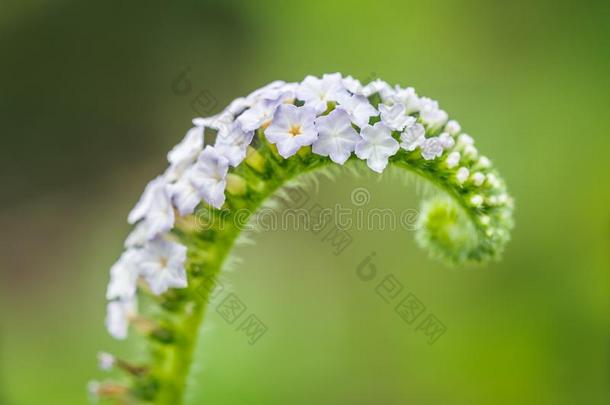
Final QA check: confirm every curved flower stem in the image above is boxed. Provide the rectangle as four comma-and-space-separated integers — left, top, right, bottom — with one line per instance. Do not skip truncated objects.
152, 141, 332, 404
148, 137, 510, 404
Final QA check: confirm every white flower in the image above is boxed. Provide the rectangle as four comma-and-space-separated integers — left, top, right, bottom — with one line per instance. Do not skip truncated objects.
265, 104, 318, 158
97, 352, 115, 371
463, 145, 478, 160
477, 156, 491, 169
214, 122, 255, 166
297, 73, 348, 113
355, 122, 399, 173
167, 167, 202, 216
139, 237, 188, 295
127, 177, 174, 240
457, 133, 474, 147
342, 75, 364, 94
419, 97, 448, 131
421, 137, 444, 160
245, 80, 286, 103
379, 103, 416, 131
190, 146, 229, 209
456, 167, 470, 184
336, 93, 378, 127
257, 82, 298, 104
362, 79, 392, 99
224, 97, 252, 116
446, 151, 461, 169
165, 126, 204, 182
471, 172, 486, 186
388, 86, 420, 114
399, 123, 425, 151
193, 110, 234, 135
470, 194, 484, 207
312, 108, 360, 164
106, 299, 136, 340
444, 120, 461, 136
124, 221, 150, 248
438, 132, 455, 149
106, 249, 142, 300
236, 98, 281, 131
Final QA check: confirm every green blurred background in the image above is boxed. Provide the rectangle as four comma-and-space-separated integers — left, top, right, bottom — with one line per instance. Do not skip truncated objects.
1, 0, 609, 403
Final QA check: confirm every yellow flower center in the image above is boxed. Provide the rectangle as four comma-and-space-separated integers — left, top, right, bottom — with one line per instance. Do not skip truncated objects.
288, 124, 302, 137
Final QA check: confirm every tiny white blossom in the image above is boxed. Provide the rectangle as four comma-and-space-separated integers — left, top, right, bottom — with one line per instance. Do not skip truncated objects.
379, 103, 415, 131
444, 120, 461, 136
297, 73, 348, 113
127, 177, 174, 240
97, 352, 115, 371
312, 108, 360, 164
165, 126, 204, 182
480, 215, 491, 226
190, 146, 229, 209
362, 79, 392, 99
419, 97, 448, 131
336, 93, 378, 127
342, 75, 364, 95
260, 82, 298, 104
463, 145, 478, 160
214, 122, 255, 166
470, 195, 484, 207
457, 133, 474, 146
140, 237, 188, 295
486, 173, 501, 189
236, 98, 281, 132
438, 132, 455, 149
446, 151, 461, 169
456, 167, 470, 184
106, 299, 136, 340
265, 104, 318, 158
167, 167, 202, 216
477, 156, 491, 169
124, 221, 150, 248
245, 80, 287, 103
388, 86, 420, 114
355, 122, 399, 173
421, 137, 444, 160
106, 249, 142, 301
399, 123, 425, 151
471, 172, 486, 186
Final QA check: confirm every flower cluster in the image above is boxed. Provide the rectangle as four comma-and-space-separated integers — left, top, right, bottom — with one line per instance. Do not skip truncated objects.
103, 73, 513, 341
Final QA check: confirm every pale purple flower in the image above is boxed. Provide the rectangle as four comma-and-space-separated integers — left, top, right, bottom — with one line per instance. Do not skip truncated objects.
388, 85, 420, 114
421, 137, 444, 160
312, 108, 360, 164
297, 73, 348, 113
438, 132, 455, 149
336, 93, 378, 127
139, 237, 188, 295
167, 167, 202, 216
214, 122, 255, 166
106, 299, 136, 340
362, 79, 392, 99
419, 97, 448, 131
165, 125, 204, 182
379, 103, 415, 131
265, 104, 318, 158
236, 98, 281, 132
355, 122, 399, 173
342, 75, 364, 95
399, 123, 426, 151
190, 146, 229, 209
127, 177, 174, 240
106, 249, 142, 301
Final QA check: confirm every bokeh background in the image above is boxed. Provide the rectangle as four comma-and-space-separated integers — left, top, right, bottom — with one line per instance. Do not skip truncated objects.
1, 0, 609, 404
